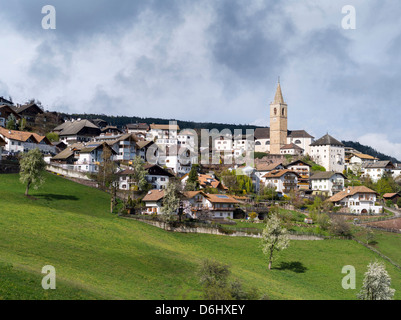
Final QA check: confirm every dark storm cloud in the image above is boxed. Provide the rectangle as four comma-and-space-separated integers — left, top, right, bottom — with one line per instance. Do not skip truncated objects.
0, 0, 183, 41
1, 0, 401, 157
209, 0, 293, 83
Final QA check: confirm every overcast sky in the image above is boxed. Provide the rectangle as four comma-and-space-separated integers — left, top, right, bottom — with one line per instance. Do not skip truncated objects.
1, 0, 400, 159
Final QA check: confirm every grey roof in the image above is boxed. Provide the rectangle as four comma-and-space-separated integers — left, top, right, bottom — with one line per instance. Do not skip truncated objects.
287, 130, 314, 139
310, 172, 346, 180
127, 123, 149, 130
310, 134, 344, 147
254, 128, 270, 139
254, 128, 313, 140
12, 103, 44, 114
363, 161, 395, 169
54, 119, 100, 136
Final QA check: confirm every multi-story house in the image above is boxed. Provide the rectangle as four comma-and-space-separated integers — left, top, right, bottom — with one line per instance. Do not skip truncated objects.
118, 164, 174, 191
253, 162, 285, 192
361, 161, 395, 183
142, 189, 166, 215
126, 123, 149, 134
328, 186, 382, 214
157, 145, 196, 177
203, 194, 240, 220
285, 160, 311, 190
280, 143, 304, 156
177, 129, 197, 151
0, 127, 55, 154
12, 103, 44, 127
346, 153, 378, 173
309, 134, 345, 172
75, 142, 115, 173
0, 105, 21, 128
392, 163, 401, 180
309, 171, 346, 196
0, 97, 14, 107
53, 119, 101, 145
146, 123, 180, 146
95, 133, 138, 162
261, 169, 299, 195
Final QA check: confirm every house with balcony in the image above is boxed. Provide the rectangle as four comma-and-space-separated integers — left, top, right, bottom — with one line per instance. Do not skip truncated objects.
146, 123, 180, 146
53, 119, 101, 145
142, 189, 166, 215
156, 145, 196, 177
328, 186, 382, 214
12, 103, 44, 128
261, 169, 299, 195
118, 164, 174, 191
75, 142, 116, 173
361, 161, 395, 183
182, 191, 210, 219
126, 123, 149, 134
50, 143, 84, 167
310, 171, 346, 196
95, 133, 138, 162
203, 194, 240, 220
253, 162, 285, 192
0, 127, 55, 154
285, 160, 311, 190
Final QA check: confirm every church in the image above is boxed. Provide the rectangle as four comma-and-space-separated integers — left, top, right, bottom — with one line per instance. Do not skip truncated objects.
254, 81, 314, 156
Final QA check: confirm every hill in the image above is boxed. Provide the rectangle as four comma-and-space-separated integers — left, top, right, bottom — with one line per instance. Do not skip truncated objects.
342, 141, 400, 164
62, 113, 263, 133
1, 172, 401, 300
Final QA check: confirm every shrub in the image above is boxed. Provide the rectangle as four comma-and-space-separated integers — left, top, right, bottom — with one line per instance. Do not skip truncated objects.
329, 216, 352, 237
316, 213, 331, 231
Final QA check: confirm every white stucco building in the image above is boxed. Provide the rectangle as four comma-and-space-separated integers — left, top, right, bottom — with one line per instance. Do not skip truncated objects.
310, 171, 346, 196
309, 134, 345, 172
328, 186, 382, 214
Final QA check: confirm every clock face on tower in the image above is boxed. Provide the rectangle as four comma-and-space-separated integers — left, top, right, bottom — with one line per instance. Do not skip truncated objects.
273, 118, 277, 122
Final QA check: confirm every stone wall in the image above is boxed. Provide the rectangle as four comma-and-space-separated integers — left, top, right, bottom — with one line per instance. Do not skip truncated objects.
46, 164, 92, 181
128, 218, 324, 240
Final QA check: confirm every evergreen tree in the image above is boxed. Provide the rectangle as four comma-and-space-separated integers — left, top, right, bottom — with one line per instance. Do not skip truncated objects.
6, 114, 17, 130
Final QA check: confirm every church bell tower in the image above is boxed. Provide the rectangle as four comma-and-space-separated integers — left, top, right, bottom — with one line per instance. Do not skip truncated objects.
270, 80, 288, 154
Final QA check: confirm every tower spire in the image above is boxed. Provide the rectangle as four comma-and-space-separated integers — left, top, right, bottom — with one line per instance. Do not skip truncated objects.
274, 79, 284, 104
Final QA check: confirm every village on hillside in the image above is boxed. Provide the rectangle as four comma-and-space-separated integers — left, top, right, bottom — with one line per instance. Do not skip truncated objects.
1, 83, 401, 221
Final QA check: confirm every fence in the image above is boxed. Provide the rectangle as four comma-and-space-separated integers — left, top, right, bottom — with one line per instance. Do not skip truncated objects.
0, 160, 20, 174
125, 215, 329, 240
353, 238, 401, 270
357, 223, 401, 235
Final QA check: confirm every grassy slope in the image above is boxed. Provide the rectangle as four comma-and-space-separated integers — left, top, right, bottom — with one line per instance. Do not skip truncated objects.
354, 229, 401, 267
0, 173, 401, 300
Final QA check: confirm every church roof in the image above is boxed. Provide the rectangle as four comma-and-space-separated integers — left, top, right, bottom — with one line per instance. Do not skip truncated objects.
310, 134, 344, 147
287, 130, 314, 139
254, 128, 270, 139
254, 128, 313, 140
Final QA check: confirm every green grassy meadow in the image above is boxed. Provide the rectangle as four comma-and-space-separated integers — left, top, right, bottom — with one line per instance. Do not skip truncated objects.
0, 172, 400, 300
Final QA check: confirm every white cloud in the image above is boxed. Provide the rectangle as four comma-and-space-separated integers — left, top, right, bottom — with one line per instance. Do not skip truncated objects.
358, 133, 401, 161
